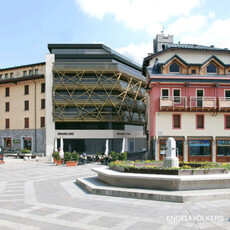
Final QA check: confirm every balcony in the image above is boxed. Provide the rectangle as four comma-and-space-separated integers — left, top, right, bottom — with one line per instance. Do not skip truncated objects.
160, 96, 187, 111
218, 97, 230, 111
159, 96, 218, 111
190, 97, 216, 111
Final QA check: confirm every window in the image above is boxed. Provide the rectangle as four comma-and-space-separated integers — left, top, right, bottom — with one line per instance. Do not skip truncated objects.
41, 99, 45, 109
217, 140, 230, 156
24, 100, 29, 110
207, 63, 217, 74
29, 70, 33, 75
35, 69, 39, 74
161, 89, 169, 98
40, 117, 45, 128
23, 70, 27, 76
5, 119, 10, 129
191, 69, 196, 74
225, 115, 230, 129
196, 114, 204, 129
225, 90, 230, 99
41, 83, 45, 93
10, 73, 13, 78
5, 73, 8, 79
24, 85, 29, 95
24, 118, 29, 128
173, 89, 180, 103
5, 102, 9, 112
5, 87, 9, 97
169, 62, 180, 73
173, 114, 181, 129
188, 140, 211, 156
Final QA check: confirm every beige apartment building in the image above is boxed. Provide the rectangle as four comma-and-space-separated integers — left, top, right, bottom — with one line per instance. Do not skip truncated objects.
0, 62, 46, 153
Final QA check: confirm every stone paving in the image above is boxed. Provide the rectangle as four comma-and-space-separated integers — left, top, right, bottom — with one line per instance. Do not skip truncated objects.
0, 158, 229, 230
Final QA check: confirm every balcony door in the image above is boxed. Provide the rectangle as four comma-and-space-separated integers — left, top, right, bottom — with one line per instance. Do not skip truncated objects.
196, 89, 204, 107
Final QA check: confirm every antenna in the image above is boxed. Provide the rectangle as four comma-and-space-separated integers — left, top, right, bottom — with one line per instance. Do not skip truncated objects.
161, 25, 164, 34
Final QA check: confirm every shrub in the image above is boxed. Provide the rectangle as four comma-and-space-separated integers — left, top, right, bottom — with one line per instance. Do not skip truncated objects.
110, 151, 127, 161
21, 149, 31, 154
72, 152, 79, 162
64, 152, 79, 162
64, 152, 72, 162
53, 151, 61, 160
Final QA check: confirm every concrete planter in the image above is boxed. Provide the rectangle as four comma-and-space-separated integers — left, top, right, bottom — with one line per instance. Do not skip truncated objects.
66, 161, 77, 167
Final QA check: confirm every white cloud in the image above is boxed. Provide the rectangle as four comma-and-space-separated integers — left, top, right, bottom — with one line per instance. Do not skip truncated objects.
115, 42, 153, 64
167, 15, 208, 35
75, 0, 203, 35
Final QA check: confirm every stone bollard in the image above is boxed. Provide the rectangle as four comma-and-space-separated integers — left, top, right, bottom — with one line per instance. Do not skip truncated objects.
163, 137, 179, 168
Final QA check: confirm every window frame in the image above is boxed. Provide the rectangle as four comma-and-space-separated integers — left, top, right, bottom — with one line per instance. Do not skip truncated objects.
24, 85, 29, 95
206, 62, 217, 74
172, 114, 181, 129
5, 119, 10, 129
5, 102, 9, 112
41, 99, 45, 109
5, 87, 10, 97
24, 117, 29, 128
41, 83, 45, 93
173, 88, 181, 103
224, 115, 230, 130
40, 117, 45, 128
169, 62, 180, 73
161, 88, 170, 99
196, 114, 205, 129
24, 100, 29, 111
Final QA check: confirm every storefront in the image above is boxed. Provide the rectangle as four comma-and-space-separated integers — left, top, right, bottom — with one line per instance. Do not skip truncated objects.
159, 137, 184, 161
216, 139, 230, 162
23, 137, 32, 151
3, 137, 12, 150
188, 138, 212, 162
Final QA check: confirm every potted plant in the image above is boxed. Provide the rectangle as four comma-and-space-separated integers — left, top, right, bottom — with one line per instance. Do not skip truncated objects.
52, 151, 59, 164
64, 152, 79, 167
21, 149, 32, 160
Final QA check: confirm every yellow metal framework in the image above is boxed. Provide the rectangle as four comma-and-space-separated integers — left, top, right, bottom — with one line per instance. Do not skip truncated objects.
53, 68, 146, 125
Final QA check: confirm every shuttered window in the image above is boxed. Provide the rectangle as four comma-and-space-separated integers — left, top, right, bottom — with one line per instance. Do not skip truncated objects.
225, 115, 230, 129
5, 119, 10, 129
40, 117, 45, 128
25, 118, 29, 128
173, 114, 181, 129
196, 115, 204, 129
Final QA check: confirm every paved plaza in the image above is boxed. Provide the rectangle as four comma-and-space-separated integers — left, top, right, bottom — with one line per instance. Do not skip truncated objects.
0, 158, 229, 230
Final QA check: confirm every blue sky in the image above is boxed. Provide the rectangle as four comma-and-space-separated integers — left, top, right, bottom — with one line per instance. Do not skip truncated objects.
0, 0, 230, 68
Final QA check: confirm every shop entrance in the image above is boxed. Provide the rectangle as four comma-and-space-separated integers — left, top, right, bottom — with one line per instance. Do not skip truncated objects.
23, 137, 32, 151
216, 139, 230, 162
4, 137, 12, 150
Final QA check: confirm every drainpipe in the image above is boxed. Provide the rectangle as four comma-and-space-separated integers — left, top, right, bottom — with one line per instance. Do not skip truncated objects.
33, 80, 37, 153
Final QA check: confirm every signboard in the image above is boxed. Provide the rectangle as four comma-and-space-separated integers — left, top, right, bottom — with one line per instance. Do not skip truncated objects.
0, 147, 3, 161
13, 139, 21, 144
189, 140, 210, 147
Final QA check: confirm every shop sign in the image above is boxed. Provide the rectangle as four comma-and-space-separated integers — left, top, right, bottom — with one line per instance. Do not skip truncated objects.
189, 140, 210, 147
13, 139, 21, 144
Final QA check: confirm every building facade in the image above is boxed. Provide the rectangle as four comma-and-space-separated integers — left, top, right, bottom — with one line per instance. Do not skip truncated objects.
46, 44, 146, 157
0, 63, 46, 153
143, 37, 230, 162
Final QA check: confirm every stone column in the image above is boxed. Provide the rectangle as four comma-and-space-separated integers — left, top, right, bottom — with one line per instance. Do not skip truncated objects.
184, 137, 188, 162
212, 138, 216, 163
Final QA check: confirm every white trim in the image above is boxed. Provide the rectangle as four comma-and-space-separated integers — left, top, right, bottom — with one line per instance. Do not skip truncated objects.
173, 88, 181, 104
161, 88, 170, 98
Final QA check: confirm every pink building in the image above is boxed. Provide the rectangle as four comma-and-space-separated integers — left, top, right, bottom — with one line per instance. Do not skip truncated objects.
143, 35, 230, 162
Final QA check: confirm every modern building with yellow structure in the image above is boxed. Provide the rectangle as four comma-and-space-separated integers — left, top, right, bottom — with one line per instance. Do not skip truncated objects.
0, 62, 46, 153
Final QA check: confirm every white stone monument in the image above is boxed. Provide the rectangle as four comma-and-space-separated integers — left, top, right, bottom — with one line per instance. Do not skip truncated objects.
163, 137, 179, 168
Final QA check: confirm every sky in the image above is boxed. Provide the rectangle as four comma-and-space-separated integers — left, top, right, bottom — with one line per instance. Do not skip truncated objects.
0, 0, 230, 68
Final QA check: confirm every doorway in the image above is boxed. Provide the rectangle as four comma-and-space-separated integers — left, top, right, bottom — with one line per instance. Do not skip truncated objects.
196, 89, 204, 107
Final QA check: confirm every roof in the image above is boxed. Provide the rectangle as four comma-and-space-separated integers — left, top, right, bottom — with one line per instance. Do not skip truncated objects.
0, 74, 45, 85
142, 43, 230, 75
0, 62, 45, 72
166, 43, 229, 51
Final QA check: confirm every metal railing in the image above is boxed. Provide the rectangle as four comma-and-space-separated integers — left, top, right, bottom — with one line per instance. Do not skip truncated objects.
160, 96, 187, 110
218, 97, 230, 111
190, 97, 216, 110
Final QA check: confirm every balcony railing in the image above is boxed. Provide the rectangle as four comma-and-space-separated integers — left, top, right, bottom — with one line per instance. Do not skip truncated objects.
218, 97, 230, 111
190, 97, 216, 110
160, 96, 187, 110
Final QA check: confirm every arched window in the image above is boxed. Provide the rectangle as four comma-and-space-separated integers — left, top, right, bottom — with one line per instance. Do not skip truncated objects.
169, 62, 180, 73
207, 63, 217, 74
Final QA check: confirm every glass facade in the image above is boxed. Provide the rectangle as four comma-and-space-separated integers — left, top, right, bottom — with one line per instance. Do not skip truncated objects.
217, 140, 230, 156
188, 140, 211, 156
